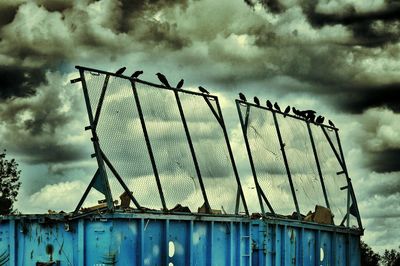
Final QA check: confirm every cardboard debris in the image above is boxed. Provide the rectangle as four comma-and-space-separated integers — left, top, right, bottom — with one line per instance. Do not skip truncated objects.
197, 202, 222, 214
169, 204, 191, 213
119, 191, 133, 209
304, 205, 333, 225
81, 200, 118, 212
313, 205, 333, 224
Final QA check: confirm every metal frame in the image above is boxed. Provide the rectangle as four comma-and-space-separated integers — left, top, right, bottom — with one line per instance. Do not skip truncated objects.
235, 99, 362, 228
72, 66, 249, 215
236, 101, 274, 216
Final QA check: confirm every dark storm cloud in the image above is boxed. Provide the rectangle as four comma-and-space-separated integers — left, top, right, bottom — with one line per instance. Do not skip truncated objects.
0, 2, 19, 27
116, 0, 191, 49
247, 0, 400, 47
244, 0, 285, 14
326, 83, 400, 113
0, 65, 47, 99
0, 73, 88, 164
368, 149, 400, 173
300, 1, 400, 47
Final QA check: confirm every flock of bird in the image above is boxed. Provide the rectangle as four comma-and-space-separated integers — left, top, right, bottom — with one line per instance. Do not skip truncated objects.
115, 67, 210, 94
114, 67, 335, 128
238, 92, 335, 127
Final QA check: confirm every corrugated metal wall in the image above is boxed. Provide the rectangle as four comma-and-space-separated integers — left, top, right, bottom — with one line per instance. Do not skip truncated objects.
0, 214, 360, 266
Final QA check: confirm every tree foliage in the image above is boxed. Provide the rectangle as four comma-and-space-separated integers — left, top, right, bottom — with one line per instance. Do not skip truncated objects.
360, 240, 381, 266
0, 150, 21, 215
382, 247, 400, 266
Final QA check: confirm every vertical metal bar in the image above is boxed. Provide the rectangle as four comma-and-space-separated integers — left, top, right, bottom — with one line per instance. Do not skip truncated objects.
215, 99, 249, 215
332, 232, 337, 266
209, 221, 214, 266
165, 220, 170, 266
334, 130, 363, 229
93, 75, 110, 128
230, 222, 234, 266
239, 222, 243, 266
236, 101, 267, 215
315, 230, 321, 266
79, 69, 114, 210
307, 123, 330, 209
282, 225, 287, 265
8, 220, 15, 266
131, 81, 167, 211
174, 90, 211, 212
188, 220, 193, 266
272, 111, 301, 219
77, 219, 85, 266
139, 219, 144, 266
300, 227, 305, 266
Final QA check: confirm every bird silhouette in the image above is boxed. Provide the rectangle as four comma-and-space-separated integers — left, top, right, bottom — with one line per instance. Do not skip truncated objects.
274, 102, 281, 112
283, 106, 290, 117
198, 86, 209, 94
266, 100, 273, 109
115, 67, 126, 75
292, 107, 300, 116
131, 70, 143, 78
176, 79, 184, 89
254, 96, 260, 106
306, 113, 316, 123
239, 92, 246, 102
315, 115, 325, 124
156, 72, 171, 88
328, 120, 335, 127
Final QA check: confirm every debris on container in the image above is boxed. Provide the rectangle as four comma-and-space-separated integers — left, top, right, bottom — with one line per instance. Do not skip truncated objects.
197, 202, 222, 214
80, 200, 118, 212
304, 205, 333, 225
169, 204, 191, 213
119, 191, 132, 209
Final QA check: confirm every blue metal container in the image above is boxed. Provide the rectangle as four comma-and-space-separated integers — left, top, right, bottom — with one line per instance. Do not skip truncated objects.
0, 213, 360, 265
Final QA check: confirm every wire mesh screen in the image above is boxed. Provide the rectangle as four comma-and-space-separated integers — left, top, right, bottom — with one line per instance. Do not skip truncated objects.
134, 82, 204, 211
85, 73, 162, 209
180, 93, 238, 213
276, 115, 327, 214
237, 101, 351, 224
244, 106, 295, 215
312, 126, 348, 223
80, 68, 244, 214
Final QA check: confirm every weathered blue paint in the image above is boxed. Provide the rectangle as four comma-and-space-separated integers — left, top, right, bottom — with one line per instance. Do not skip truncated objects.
0, 213, 361, 265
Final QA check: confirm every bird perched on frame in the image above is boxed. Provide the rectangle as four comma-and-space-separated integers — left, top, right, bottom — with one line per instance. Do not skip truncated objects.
198, 86, 209, 94
274, 102, 281, 112
315, 115, 325, 124
239, 92, 246, 102
254, 96, 260, 106
328, 120, 335, 127
131, 70, 143, 78
283, 106, 290, 117
115, 67, 126, 75
176, 79, 184, 89
266, 100, 273, 109
156, 72, 171, 88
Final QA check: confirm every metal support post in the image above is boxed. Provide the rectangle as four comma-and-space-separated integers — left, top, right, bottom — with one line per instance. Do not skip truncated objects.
215, 98, 249, 215
307, 122, 330, 209
271, 111, 301, 219
77, 69, 114, 211
173, 90, 211, 212
131, 81, 167, 211
334, 130, 363, 229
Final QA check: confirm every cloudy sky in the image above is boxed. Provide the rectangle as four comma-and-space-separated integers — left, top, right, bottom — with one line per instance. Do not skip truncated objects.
0, 0, 399, 253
